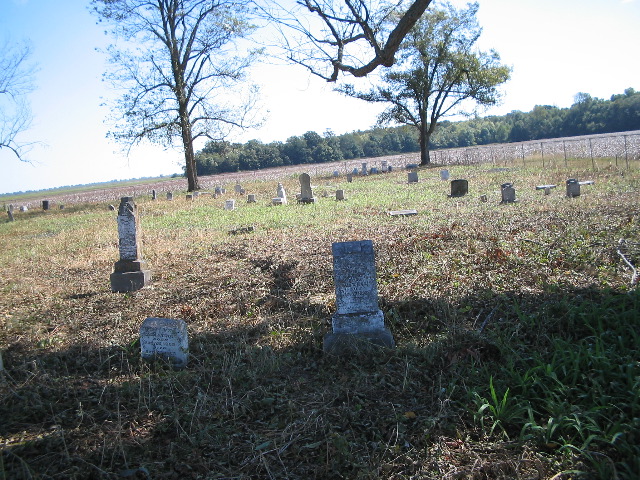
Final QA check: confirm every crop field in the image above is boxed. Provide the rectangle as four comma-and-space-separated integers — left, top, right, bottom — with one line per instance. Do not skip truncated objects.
1, 161, 639, 479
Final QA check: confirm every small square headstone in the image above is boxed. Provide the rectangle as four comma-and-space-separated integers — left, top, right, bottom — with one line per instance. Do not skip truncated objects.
42, 200, 50, 210
247, 194, 257, 203
407, 171, 419, 183
336, 189, 346, 201
140, 317, 188, 369
346, 174, 353, 183
500, 183, 516, 203
234, 183, 243, 194
166, 192, 173, 201
449, 179, 468, 197
224, 199, 236, 210
566, 179, 580, 197
440, 169, 450, 181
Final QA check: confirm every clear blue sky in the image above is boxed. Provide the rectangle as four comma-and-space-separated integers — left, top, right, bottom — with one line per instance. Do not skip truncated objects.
1, 0, 638, 194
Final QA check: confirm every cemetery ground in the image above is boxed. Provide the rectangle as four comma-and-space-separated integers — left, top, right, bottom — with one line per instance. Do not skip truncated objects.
1, 162, 639, 479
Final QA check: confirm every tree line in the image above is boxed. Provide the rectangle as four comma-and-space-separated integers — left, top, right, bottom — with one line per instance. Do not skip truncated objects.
194, 87, 640, 175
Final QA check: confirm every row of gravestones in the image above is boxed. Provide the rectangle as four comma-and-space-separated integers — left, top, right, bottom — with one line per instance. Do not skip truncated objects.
110, 196, 390, 363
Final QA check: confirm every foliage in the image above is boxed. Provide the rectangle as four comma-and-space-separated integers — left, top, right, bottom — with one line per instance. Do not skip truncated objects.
340, 1, 510, 166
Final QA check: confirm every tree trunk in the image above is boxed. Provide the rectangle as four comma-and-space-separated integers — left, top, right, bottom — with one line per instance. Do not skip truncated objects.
419, 131, 431, 165
180, 111, 200, 192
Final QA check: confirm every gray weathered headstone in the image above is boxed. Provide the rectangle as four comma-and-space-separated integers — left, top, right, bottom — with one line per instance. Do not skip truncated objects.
192, 191, 200, 198
8, 204, 14, 212
110, 197, 151, 293
186, 194, 193, 201
324, 240, 395, 354
152, 189, 157, 200
440, 169, 450, 180
59, 205, 65, 210
215, 186, 222, 196
407, 171, 419, 183
406, 163, 418, 170
347, 174, 353, 183
450, 179, 468, 197
234, 183, 243, 194
381, 160, 388, 172
361, 163, 368, 175
566, 179, 580, 197
166, 192, 173, 201
42, 200, 50, 210
224, 199, 236, 210
7, 210, 14, 222
140, 317, 188, 368
298, 173, 316, 203
336, 189, 346, 201
352, 167, 359, 175
333, 170, 340, 177
247, 194, 256, 203
501, 183, 516, 203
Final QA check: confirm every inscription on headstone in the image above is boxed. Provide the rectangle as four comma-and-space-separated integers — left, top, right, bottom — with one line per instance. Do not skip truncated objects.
140, 317, 188, 368
110, 197, 151, 292
324, 240, 395, 354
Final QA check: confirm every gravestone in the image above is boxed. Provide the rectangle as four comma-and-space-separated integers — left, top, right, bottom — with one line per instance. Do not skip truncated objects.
407, 171, 419, 183
440, 169, 450, 181
140, 317, 188, 369
186, 194, 193, 201
59, 205, 65, 210
324, 240, 395, 354
347, 174, 353, 183
361, 163, 368, 175
480, 194, 488, 203
333, 170, 340, 177
20, 205, 27, 212
225, 199, 236, 210
166, 192, 173, 201
7, 210, 14, 222
336, 189, 346, 201
8, 204, 14, 212
389, 209, 417, 216
110, 197, 151, 293
247, 194, 257, 203
298, 173, 316, 203
152, 189, 157, 200
566, 178, 580, 197
406, 163, 418, 170
215, 186, 222, 196
352, 167, 359, 176
192, 191, 200, 198
276, 183, 287, 204
370, 167, 378, 174
234, 183, 243, 194
42, 200, 50, 210
501, 183, 516, 203
450, 179, 468, 197
381, 160, 388, 172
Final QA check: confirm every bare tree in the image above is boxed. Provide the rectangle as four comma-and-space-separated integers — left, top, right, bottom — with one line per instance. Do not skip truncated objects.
93, 0, 261, 191
257, 0, 434, 81
0, 39, 37, 161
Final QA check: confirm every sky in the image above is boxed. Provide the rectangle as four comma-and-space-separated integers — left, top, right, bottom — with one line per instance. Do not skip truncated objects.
0, 0, 638, 195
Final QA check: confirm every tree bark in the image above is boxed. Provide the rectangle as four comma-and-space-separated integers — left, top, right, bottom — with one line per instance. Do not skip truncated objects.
419, 130, 431, 165
180, 112, 200, 192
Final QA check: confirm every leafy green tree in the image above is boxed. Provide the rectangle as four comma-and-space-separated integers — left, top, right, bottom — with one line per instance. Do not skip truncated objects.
341, 1, 510, 165
92, 0, 260, 191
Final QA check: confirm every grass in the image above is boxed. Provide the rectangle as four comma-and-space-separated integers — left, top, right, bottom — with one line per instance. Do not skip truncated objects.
1, 161, 639, 479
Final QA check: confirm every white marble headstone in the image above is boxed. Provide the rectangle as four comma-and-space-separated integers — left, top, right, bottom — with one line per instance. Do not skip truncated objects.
140, 317, 188, 368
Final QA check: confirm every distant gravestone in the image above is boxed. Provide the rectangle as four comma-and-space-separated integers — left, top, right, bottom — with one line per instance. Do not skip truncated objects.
440, 169, 450, 181
8, 204, 14, 212
333, 170, 340, 177
224, 199, 236, 210
276, 183, 287, 204
389, 209, 417, 216
166, 192, 173, 201
42, 200, 50, 210
536, 184, 556, 195
352, 167, 359, 176
406, 163, 418, 170
324, 240, 395, 354
7, 210, 14, 222
381, 160, 388, 172
140, 317, 188, 369
192, 191, 200, 198
186, 194, 193, 201
336, 189, 346, 201
480, 194, 488, 203
110, 197, 151, 293
152, 189, 157, 200
299, 173, 316, 203
501, 183, 516, 203
234, 183, 243, 194
407, 171, 419, 183
361, 163, 368, 175
247, 194, 256, 203
215, 186, 222, 195
450, 179, 468, 197
387, 165, 393, 172
20, 205, 27, 212
566, 178, 580, 197
346, 174, 353, 183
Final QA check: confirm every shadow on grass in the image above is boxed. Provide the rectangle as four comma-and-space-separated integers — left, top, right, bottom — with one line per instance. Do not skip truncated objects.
1, 285, 638, 479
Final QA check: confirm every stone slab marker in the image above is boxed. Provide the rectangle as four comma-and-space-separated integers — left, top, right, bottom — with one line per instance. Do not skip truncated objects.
42, 200, 50, 210
450, 179, 468, 197
336, 189, 346, 201
299, 173, 316, 203
361, 163, 368, 175
407, 171, 419, 183
501, 182, 516, 203
166, 192, 173, 201
110, 197, 151, 293
140, 317, 188, 368
247, 194, 256, 203
324, 240, 395, 354
225, 199, 236, 210
440, 169, 450, 180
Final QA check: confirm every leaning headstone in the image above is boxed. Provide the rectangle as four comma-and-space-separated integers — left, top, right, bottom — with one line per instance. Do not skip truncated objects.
42, 200, 50, 210
440, 169, 450, 181
501, 183, 516, 203
406, 163, 418, 170
7, 210, 14, 222
566, 179, 580, 197
110, 197, 151, 293
151, 189, 157, 200
140, 317, 188, 369
407, 171, 419, 183
247, 194, 257, 203
298, 173, 316, 203
166, 192, 173, 201
323, 240, 395, 354
450, 179, 468, 197
336, 189, 346, 201
224, 199, 236, 210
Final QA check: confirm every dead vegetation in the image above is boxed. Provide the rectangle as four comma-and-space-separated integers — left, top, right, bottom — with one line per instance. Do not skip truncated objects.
1, 163, 639, 479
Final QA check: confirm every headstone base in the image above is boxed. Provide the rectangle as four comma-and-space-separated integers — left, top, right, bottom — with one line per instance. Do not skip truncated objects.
298, 197, 316, 204
331, 310, 386, 334
110, 270, 151, 292
323, 329, 395, 355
